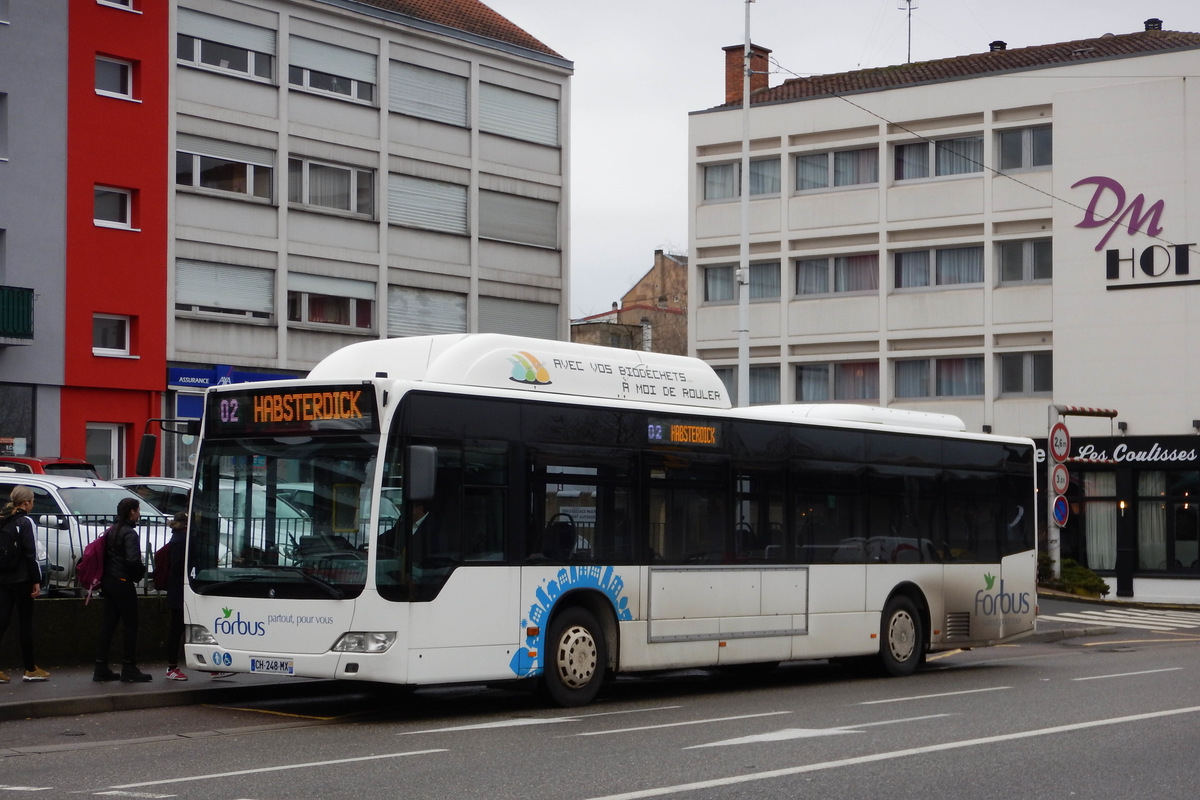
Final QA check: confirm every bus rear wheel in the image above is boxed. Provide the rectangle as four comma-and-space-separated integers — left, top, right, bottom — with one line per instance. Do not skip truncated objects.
545, 607, 606, 707
879, 595, 923, 677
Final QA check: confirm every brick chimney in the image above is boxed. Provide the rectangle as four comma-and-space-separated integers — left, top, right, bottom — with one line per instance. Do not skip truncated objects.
723, 43, 772, 104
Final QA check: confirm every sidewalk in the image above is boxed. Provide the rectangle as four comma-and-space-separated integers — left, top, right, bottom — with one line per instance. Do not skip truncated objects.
0, 663, 336, 722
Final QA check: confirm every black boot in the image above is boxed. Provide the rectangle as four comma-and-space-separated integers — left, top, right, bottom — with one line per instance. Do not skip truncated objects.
93, 661, 120, 682
120, 662, 152, 683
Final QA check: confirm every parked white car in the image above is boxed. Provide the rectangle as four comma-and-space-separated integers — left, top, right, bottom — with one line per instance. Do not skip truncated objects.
0, 474, 170, 592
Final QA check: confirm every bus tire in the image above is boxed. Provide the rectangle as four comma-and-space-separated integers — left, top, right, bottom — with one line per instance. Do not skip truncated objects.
544, 606, 607, 707
879, 594, 923, 677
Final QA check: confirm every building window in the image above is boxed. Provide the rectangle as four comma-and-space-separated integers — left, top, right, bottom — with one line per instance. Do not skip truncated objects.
894, 135, 983, 180
478, 190, 557, 248
387, 285, 467, 337
998, 239, 1052, 284
176, 137, 273, 201
92, 314, 130, 356
749, 261, 780, 299
998, 352, 1052, 396
94, 186, 132, 229
713, 366, 736, 406
1135, 471, 1200, 572
704, 265, 735, 302
0, 93, 8, 160
896, 357, 984, 398
177, 9, 275, 82
389, 61, 467, 127
288, 293, 371, 329
289, 37, 376, 104
95, 56, 134, 99
894, 245, 983, 289
97, 0, 136, 9
175, 259, 274, 320
797, 361, 879, 401
998, 125, 1052, 171
479, 83, 558, 146
703, 158, 781, 200
287, 158, 374, 217
796, 147, 878, 191
85, 423, 124, 480
387, 174, 467, 235
749, 365, 780, 405
796, 254, 878, 295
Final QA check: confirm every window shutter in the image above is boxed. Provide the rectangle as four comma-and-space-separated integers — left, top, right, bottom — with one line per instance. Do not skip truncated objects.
290, 36, 376, 83
288, 273, 374, 300
178, 9, 276, 54
176, 134, 275, 167
387, 174, 468, 234
386, 286, 467, 337
388, 62, 467, 126
477, 296, 558, 340
479, 83, 558, 146
478, 191, 557, 248
176, 260, 274, 314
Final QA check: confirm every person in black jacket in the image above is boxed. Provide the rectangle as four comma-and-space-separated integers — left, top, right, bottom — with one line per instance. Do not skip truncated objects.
164, 511, 188, 681
0, 486, 50, 683
93, 497, 152, 682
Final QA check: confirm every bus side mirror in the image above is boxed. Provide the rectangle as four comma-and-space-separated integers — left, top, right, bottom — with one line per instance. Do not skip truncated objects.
135, 434, 157, 477
406, 445, 437, 502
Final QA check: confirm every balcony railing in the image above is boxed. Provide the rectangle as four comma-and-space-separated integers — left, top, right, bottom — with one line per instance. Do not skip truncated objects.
0, 285, 34, 341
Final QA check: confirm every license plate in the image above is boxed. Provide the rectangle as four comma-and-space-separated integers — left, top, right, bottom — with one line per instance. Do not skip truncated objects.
250, 657, 294, 675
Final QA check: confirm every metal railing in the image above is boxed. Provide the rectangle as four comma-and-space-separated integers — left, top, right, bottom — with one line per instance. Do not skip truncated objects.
30, 514, 171, 596
0, 285, 34, 340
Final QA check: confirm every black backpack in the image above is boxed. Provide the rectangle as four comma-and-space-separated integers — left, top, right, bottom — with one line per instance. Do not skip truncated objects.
0, 517, 24, 573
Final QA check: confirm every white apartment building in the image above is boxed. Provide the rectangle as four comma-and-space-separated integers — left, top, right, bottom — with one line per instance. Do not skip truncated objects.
688, 19, 1200, 602
169, 0, 571, 470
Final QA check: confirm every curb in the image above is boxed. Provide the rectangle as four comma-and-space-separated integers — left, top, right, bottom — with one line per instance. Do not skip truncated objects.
0, 678, 343, 723
1024, 625, 1119, 643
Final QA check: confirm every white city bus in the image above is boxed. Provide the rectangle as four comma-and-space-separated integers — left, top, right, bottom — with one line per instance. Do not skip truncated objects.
182, 334, 1036, 706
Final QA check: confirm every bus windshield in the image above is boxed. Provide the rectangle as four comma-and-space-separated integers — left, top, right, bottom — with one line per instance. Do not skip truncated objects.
188, 435, 388, 599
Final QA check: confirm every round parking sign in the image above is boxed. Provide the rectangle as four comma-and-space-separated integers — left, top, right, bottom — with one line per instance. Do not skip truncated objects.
1052, 495, 1070, 527
1049, 422, 1071, 462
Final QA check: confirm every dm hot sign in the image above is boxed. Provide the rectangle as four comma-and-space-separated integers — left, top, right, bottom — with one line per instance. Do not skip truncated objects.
1073, 176, 1197, 289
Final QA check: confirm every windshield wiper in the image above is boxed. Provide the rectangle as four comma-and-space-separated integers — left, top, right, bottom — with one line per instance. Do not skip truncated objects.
194, 567, 345, 599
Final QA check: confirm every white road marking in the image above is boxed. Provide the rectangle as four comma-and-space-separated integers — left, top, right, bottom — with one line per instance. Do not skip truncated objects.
1072, 667, 1184, 681
397, 705, 681, 735
579, 705, 1200, 800
858, 686, 1010, 704
688, 714, 950, 748
106, 750, 446, 790
574, 711, 792, 737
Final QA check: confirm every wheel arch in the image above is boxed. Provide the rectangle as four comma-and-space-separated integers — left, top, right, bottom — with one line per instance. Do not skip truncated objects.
547, 588, 621, 673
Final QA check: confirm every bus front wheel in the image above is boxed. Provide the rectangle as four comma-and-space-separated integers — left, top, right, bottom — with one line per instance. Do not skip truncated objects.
879, 595, 923, 677
545, 606, 607, 707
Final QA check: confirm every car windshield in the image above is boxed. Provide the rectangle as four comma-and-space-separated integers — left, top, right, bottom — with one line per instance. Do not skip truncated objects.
57, 486, 168, 518
190, 435, 382, 599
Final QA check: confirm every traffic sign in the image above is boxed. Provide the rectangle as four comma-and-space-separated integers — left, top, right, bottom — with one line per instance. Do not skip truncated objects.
1052, 494, 1070, 526
1051, 463, 1070, 495
1049, 422, 1071, 462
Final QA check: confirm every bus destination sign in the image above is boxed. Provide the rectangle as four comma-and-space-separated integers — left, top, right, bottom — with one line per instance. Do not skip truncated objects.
205, 384, 378, 437
646, 418, 721, 448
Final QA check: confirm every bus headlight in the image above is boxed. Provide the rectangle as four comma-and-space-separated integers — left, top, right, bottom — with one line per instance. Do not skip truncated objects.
332, 631, 396, 653
186, 624, 218, 645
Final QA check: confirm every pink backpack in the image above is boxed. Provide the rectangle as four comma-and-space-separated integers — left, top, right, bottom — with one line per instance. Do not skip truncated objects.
76, 527, 112, 603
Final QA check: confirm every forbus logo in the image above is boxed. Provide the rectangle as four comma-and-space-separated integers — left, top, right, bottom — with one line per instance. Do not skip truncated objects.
214, 607, 266, 637
974, 573, 1031, 617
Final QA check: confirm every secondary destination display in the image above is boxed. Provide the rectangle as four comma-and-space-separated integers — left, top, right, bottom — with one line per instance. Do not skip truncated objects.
646, 418, 721, 447
205, 384, 378, 437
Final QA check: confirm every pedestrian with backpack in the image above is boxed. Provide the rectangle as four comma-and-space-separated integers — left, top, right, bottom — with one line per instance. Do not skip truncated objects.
93, 497, 152, 682
0, 485, 50, 683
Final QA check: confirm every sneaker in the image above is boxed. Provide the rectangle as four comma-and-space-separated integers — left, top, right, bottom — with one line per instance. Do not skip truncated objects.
22, 666, 50, 682
165, 667, 188, 681
209, 671, 237, 679
0, 671, 8, 684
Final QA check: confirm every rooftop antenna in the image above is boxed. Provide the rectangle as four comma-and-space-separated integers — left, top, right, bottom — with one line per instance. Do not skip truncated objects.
897, 0, 918, 63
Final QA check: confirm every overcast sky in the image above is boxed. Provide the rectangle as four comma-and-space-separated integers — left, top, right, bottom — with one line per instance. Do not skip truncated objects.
479, 0, 1197, 318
